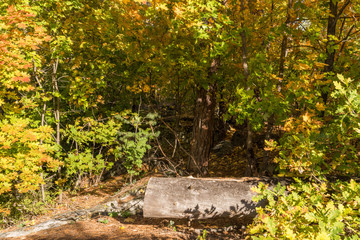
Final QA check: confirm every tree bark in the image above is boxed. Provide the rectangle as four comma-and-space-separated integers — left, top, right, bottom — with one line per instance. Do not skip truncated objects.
322, 0, 350, 104
52, 58, 60, 148
323, 1, 337, 75
33, 59, 47, 202
262, 0, 293, 175
239, 0, 257, 176
52, 58, 62, 203
278, 0, 293, 91
144, 177, 290, 221
215, 93, 227, 143
189, 59, 219, 175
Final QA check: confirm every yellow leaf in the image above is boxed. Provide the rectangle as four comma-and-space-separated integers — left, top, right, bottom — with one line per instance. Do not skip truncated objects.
316, 231, 330, 240
314, 62, 328, 68
174, 7, 184, 17
337, 134, 342, 141
285, 227, 295, 240
124, 217, 135, 223
355, 128, 360, 134
303, 112, 311, 122
316, 102, 326, 111
158, 3, 168, 11
295, 62, 311, 70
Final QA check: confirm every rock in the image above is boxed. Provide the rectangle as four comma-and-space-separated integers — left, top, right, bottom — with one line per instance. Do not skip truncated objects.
55, 209, 89, 221
231, 131, 246, 148
212, 140, 232, 157
88, 186, 145, 218
0, 220, 70, 239
224, 225, 234, 231
88, 197, 144, 218
209, 228, 217, 233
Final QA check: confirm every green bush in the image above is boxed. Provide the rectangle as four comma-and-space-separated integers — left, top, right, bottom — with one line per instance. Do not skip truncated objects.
0, 191, 49, 227
248, 75, 360, 239
62, 117, 122, 187
249, 179, 360, 239
115, 112, 159, 180
62, 112, 158, 187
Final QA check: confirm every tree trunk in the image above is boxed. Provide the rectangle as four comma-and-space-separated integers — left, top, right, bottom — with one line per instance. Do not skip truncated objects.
33, 59, 47, 202
278, 0, 293, 92
261, 0, 293, 175
324, 1, 338, 73
239, 0, 257, 176
189, 84, 217, 175
322, 0, 350, 104
321, 1, 337, 105
52, 58, 63, 203
215, 94, 227, 143
189, 59, 219, 176
52, 58, 60, 147
40, 102, 47, 202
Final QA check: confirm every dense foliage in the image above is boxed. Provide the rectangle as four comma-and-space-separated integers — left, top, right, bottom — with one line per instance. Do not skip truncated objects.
250, 179, 360, 239
1, 0, 360, 237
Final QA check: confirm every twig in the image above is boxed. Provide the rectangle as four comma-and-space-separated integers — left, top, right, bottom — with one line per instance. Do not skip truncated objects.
158, 118, 202, 174
149, 124, 179, 175
171, 139, 178, 158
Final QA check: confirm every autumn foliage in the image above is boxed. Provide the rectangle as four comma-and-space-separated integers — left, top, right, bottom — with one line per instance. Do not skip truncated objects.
1, 0, 360, 237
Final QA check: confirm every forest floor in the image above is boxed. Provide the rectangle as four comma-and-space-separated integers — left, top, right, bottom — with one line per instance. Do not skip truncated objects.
0, 143, 250, 240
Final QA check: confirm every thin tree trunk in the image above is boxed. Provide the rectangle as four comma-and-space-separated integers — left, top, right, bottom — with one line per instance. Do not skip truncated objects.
33, 59, 47, 202
239, 0, 256, 176
322, 1, 337, 95
278, 0, 293, 92
322, 0, 350, 104
216, 93, 227, 143
175, 72, 181, 130
189, 59, 219, 176
174, 73, 181, 159
40, 102, 47, 202
52, 59, 60, 147
52, 58, 62, 203
262, 0, 293, 175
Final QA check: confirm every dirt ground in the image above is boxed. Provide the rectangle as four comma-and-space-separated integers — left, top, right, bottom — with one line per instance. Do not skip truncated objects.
5, 215, 247, 240
0, 142, 251, 240
0, 172, 249, 240
5, 217, 188, 240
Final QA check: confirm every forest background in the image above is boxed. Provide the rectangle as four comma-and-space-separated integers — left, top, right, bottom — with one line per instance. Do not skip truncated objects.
1, 0, 360, 238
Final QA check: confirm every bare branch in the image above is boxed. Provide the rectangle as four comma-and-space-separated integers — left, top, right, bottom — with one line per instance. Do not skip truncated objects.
339, 25, 355, 54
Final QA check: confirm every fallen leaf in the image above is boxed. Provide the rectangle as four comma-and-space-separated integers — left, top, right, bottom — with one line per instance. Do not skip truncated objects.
124, 217, 135, 223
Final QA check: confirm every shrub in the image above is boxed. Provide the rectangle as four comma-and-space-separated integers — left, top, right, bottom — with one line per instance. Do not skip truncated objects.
62, 117, 122, 187
0, 116, 60, 226
249, 179, 360, 239
115, 112, 159, 180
